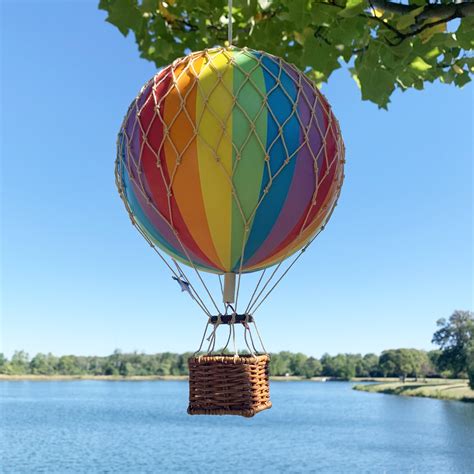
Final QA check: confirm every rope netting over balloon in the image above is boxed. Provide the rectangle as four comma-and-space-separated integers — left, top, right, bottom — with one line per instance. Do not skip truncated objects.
115, 46, 345, 354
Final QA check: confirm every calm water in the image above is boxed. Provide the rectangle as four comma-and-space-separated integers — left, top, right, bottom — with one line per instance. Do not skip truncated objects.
1, 381, 473, 473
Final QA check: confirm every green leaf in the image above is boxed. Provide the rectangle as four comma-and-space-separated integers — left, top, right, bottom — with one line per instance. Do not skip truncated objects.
440, 70, 455, 84
140, 0, 158, 13
338, 0, 366, 19
456, 17, 474, 50
359, 66, 395, 108
327, 17, 367, 45
454, 72, 471, 87
355, 46, 396, 108
302, 36, 341, 79
310, 3, 338, 26
396, 7, 424, 30
410, 56, 432, 72
288, 0, 310, 29
98, 0, 473, 108
101, 0, 143, 36
425, 47, 441, 60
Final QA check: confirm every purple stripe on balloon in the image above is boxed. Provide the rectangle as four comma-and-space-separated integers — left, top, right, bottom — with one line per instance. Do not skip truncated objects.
243, 65, 323, 267
125, 80, 153, 186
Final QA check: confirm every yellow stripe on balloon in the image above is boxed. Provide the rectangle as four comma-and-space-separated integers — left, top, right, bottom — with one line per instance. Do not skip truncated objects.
196, 50, 234, 270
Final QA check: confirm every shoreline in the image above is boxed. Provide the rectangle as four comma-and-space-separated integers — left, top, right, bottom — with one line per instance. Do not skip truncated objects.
4, 375, 472, 403
0, 374, 317, 382
353, 380, 474, 403
0, 374, 435, 383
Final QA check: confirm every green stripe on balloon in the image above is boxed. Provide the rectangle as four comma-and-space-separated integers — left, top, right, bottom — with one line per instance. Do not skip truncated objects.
230, 50, 267, 270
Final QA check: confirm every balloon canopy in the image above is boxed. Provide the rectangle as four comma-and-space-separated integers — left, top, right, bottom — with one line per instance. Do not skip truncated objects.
116, 47, 344, 275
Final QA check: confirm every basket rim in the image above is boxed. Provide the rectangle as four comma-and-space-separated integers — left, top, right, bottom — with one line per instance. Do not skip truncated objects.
188, 353, 269, 364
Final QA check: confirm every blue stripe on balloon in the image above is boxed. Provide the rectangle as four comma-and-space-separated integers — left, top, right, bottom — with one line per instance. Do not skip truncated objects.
238, 53, 300, 268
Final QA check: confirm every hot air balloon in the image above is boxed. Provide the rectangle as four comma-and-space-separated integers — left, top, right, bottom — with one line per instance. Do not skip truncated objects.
116, 46, 345, 417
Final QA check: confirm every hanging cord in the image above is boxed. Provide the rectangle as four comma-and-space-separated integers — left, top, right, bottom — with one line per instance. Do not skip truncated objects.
221, 325, 233, 353
206, 321, 220, 354
228, 0, 233, 46
252, 319, 268, 354
250, 231, 324, 315
244, 268, 266, 314
243, 323, 257, 357
246, 261, 284, 315
193, 322, 211, 356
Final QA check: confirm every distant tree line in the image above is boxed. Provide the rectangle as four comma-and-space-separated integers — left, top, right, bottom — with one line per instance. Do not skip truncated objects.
0, 351, 193, 378
0, 347, 461, 380
1, 311, 472, 387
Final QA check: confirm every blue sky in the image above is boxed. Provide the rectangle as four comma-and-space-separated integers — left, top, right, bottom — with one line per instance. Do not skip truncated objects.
1, 1, 472, 358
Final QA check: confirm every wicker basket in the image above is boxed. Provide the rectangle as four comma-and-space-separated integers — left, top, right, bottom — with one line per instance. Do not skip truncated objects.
188, 354, 271, 417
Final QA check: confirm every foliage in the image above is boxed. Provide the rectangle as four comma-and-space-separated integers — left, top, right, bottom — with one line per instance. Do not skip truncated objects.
30, 353, 58, 375
98, 0, 473, 108
321, 353, 357, 379
432, 310, 474, 377
0, 348, 442, 380
2, 312, 471, 379
6, 351, 30, 375
466, 340, 474, 389
379, 348, 432, 379
0, 351, 193, 377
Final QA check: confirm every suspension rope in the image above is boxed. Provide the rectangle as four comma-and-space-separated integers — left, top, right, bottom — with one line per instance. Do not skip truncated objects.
243, 324, 256, 356
246, 324, 259, 354
251, 231, 323, 315
246, 260, 284, 314
244, 268, 266, 314
193, 322, 210, 355
228, 0, 233, 46
252, 319, 268, 354
231, 323, 238, 356
221, 325, 233, 353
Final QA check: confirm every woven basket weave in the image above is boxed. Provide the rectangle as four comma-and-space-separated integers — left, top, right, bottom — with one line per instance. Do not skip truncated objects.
188, 354, 271, 417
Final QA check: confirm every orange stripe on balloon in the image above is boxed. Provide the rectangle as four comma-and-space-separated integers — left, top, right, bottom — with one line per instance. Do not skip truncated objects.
163, 56, 223, 270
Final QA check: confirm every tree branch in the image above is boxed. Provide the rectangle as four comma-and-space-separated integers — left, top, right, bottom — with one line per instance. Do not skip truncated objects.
370, 0, 474, 20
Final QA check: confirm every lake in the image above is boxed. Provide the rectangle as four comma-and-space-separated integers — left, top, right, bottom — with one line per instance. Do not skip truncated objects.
1, 381, 473, 473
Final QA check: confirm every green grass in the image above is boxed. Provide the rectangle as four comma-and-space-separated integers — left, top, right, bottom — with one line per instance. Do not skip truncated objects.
353, 379, 474, 403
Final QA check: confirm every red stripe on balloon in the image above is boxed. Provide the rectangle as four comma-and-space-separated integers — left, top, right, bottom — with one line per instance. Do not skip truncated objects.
121, 72, 208, 266
138, 66, 218, 270
301, 98, 339, 232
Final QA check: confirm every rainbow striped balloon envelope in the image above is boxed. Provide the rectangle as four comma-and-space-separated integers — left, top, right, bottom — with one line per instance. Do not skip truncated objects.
116, 47, 345, 274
